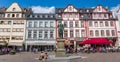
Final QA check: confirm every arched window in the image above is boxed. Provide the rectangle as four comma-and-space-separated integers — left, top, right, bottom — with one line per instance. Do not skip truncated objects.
13, 8, 16, 11
105, 21, 109, 26
101, 30, 104, 36
110, 21, 114, 26
111, 30, 115, 36
90, 30, 93, 36
106, 30, 110, 36
94, 21, 98, 27
95, 30, 99, 36
100, 21, 103, 27
89, 21, 92, 27
12, 14, 15, 17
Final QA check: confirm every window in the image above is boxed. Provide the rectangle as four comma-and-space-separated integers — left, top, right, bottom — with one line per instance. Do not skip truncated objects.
44, 31, 48, 38
8, 21, 11, 25
1, 14, 4, 18
28, 21, 32, 27
64, 14, 66, 18
81, 30, 85, 37
40, 15, 43, 18
33, 30, 37, 39
98, 7, 101, 11
75, 14, 78, 18
12, 14, 15, 17
95, 30, 99, 36
75, 21, 79, 27
50, 15, 53, 18
94, 14, 96, 17
64, 30, 68, 38
50, 30, 54, 38
64, 21, 67, 27
81, 21, 84, 27
28, 30, 32, 38
95, 22, 98, 27
39, 22, 43, 27
89, 21, 92, 27
111, 30, 115, 36
12, 29, 16, 32
20, 29, 24, 32
34, 21, 38, 27
39, 30, 42, 39
99, 14, 101, 17
100, 21, 103, 27
106, 30, 110, 36
69, 14, 72, 18
104, 14, 107, 18
45, 22, 48, 27
13, 8, 16, 11
0, 21, 4, 24
76, 30, 79, 37
105, 21, 109, 26
45, 15, 48, 18
50, 22, 54, 27
69, 21, 73, 27
90, 30, 93, 36
101, 30, 104, 36
7, 14, 10, 17
22, 14, 25, 17
16, 29, 20, 32
69, 6, 72, 11
16, 14, 19, 17
7, 28, 11, 32
110, 21, 114, 26
70, 30, 73, 37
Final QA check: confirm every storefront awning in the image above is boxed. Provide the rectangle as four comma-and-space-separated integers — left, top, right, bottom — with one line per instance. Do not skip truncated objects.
0, 41, 5, 45
79, 38, 113, 45
9, 42, 23, 46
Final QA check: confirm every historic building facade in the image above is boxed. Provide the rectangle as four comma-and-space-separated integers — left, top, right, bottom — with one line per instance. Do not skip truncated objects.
0, 2, 31, 49
116, 8, 120, 46
25, 13, 56, 51
56, 5, 118, 46
0, 2, 118, 51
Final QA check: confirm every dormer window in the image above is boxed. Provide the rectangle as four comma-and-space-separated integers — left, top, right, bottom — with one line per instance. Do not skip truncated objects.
98, 7, 101, 11
16, 14, 19, 17
12, 14, 15, 17
7, 14, 10, 17
69, 6, 72, 11
45, 15, 48, 18
13, 8, 16, 11
86, 10, 89, 12
30, 15, 32, 18
35, 15, 37, 18
50, 15, 53, 18
40, 15, 43, 18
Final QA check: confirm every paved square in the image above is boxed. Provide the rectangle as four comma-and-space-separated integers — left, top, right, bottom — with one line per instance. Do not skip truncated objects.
0, 52, 120, 62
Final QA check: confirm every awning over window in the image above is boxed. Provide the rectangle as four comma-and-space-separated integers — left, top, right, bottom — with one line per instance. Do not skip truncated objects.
79, 38, 113, 45
9, 42, 23, 46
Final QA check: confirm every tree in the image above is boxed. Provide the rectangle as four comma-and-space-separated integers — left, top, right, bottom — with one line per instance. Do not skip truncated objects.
3, 41, 8, 47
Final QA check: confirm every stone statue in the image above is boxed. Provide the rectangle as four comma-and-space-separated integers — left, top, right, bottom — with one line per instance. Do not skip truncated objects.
58, 21, 64, 38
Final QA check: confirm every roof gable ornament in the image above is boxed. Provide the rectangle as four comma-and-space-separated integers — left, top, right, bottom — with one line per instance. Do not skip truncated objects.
6, 2, 22, 12
64, 4, 78, 12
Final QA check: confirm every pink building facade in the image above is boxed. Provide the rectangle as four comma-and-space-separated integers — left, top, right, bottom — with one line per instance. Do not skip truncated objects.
56, 4, 118, 45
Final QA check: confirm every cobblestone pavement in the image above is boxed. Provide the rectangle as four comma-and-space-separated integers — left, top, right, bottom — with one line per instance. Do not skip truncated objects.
0, 52, 120, 62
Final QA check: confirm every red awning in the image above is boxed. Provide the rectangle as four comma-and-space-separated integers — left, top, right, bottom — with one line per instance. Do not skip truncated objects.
79, 38, 113, 45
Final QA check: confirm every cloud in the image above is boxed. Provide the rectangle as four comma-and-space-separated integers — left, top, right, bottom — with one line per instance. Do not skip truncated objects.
111, 4, 120, 18
31, 6, 55, 13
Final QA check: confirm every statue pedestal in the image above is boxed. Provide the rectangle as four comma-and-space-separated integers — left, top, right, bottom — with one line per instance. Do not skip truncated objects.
56, 38, 66, 57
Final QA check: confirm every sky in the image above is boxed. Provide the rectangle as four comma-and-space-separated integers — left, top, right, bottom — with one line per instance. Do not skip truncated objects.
0, 0, 120, 13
